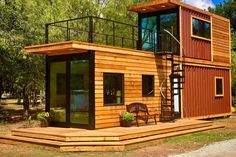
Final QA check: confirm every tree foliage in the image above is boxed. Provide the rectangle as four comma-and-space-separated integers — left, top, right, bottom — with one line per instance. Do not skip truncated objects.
0, 0, 147, 115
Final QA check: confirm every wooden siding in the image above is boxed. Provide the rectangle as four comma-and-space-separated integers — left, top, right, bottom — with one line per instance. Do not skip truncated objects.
181, 7, 211, 60
183, 66, 230, 118
94, 50, 172, 129
212, 15, 230, 64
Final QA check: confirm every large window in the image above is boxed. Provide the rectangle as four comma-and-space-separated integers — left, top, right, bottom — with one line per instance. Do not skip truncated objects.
142, 75, 154, 97
192, 16, 211, 40
160, 12, 178, 53
104, 73, 124, 105
215, 77, 224, 97
140, 9, 179, 54
141, 16, 157, 52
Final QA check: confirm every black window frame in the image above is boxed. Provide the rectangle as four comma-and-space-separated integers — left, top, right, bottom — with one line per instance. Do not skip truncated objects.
191, 16, 211, 41
103, 73, 124, 106
142, 75, 155, 97
138, 7, 180, 54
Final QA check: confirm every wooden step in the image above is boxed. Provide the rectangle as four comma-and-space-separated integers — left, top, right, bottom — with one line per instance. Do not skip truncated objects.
0, 135, 125, 152
118, 121, 213, 140
11, 129, 120, 142
124, 124, 224, 150
11, 121, 213, 142
0, 124, 224, 152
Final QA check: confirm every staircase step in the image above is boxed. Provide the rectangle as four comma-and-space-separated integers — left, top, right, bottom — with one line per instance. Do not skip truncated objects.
173, 70, 184, 73
172, 81, 184, 84
173, 64, 180, 67
173, 87, 183, 90
173, 93, 180, 95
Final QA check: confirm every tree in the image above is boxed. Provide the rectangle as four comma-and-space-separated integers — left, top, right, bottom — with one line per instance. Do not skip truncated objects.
0, 0, 149, 115
0, 0, 45, 116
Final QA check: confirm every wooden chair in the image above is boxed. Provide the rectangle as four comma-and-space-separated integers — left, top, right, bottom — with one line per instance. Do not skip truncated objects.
126, 102, 158, 127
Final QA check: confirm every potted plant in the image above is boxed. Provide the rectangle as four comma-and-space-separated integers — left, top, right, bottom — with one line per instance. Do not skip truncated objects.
37, 112, 50, 127
120, 111, 134, 127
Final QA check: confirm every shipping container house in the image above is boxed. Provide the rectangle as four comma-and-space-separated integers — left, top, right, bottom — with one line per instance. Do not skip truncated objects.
25, 0, 231, 129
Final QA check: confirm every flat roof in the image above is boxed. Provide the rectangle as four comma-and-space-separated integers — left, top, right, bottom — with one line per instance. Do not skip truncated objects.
128, 0, 229, 22
25, 41, 153, 56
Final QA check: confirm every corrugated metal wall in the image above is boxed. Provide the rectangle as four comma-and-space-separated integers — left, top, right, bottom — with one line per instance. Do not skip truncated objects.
183, 66, 230, 118
182, 7, 211, 60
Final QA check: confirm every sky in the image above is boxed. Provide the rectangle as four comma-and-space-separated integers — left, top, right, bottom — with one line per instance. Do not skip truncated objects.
181, 0, 225, 10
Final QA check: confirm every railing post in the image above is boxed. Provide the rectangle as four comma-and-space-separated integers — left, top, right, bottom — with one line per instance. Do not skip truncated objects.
88, 16, 93, 43
122, 37, 124, 48
113, 21, 115, 46
137, 13, 142, 50
132, 26, 135, 48
106, 34, 108, 45
66, 20, 69, 41
158, 31, 162, 52
45, 24, 49, 44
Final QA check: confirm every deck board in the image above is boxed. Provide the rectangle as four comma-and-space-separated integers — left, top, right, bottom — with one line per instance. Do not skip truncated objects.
0, 120, 224, 152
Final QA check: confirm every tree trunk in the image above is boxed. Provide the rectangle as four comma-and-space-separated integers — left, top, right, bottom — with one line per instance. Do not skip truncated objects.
33, 90, 37, 107
22, 87, 30, 118
0, 78, 3, 105
23, 96, 29, 118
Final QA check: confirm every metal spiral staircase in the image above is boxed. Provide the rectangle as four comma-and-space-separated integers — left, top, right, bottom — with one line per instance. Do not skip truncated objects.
157, 30, 186, 122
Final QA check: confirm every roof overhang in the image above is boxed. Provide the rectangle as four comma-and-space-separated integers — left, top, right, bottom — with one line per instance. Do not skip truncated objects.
128, 0, 229, 22
128, 0, 178, 14
25, 41, 152, 56
25, 41, 90, 56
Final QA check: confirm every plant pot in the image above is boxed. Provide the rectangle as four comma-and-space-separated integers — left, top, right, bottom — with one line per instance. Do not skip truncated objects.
120, 120, 132, 127
40, 120, 48, 127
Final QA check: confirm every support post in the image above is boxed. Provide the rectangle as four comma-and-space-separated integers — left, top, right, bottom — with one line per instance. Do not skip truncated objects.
66, 21, 69, 41
88, 16, 94, 43
113, 21, 115, 46
45, 24, 49, 44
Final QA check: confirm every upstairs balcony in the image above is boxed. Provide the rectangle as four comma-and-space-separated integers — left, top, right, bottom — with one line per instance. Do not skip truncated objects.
44, 16, 179, 54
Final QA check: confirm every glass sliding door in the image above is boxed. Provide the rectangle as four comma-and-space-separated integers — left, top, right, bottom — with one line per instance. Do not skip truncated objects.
160, 13, 178, 54
49, 62, 67, 123
48, 53, 93, 129
70, 60, 89, 125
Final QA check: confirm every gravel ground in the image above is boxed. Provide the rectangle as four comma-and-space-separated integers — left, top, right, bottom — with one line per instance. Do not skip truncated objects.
169, 139, 236, 157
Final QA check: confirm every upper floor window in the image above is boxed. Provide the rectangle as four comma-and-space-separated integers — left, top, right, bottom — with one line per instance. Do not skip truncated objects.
192, 16, 211, 41
215, 77, 224, 97
104, 73, 124, 105
141, 16, 157, 52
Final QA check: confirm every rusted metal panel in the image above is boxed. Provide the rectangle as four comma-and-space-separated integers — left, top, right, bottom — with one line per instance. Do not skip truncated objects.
183, 66, 230, 118
181, 7, 211, 60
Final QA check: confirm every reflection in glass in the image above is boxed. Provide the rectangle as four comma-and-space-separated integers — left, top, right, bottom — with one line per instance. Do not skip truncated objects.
104, 73, 124, 105
70, 60, 89, 124
192, 18, 211, 39
141, 16, 157, 52
160, 13, 178, 53
50, 62, 66, 123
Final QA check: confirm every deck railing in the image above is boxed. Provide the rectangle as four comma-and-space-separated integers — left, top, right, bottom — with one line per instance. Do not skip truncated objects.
45, 16, 179, 53
45, 16, 154, 50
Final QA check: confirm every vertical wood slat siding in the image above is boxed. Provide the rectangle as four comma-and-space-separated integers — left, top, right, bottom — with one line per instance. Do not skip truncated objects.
183, 66, 230, 118
94, 50, 172, 129
212, 15, 230, 64
181, 7, 211, 60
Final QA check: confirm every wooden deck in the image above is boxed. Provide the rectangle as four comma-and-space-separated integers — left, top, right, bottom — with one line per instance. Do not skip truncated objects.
0, 120, 224, 152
